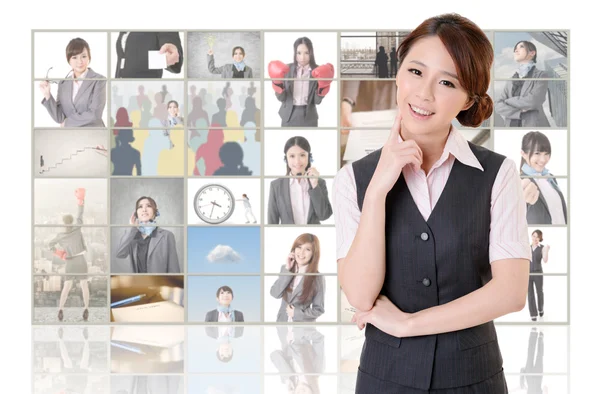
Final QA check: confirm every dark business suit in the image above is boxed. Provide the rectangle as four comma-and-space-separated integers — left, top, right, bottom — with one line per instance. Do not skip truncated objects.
275, 63, 325, 127
525, 177, 567, 225
115, 32, 183, 78
351, 143, 508, 392
528, 245, 545, 318
268, 177, 333, 224
41, 68, 106, 127
114, 227, 180, 273
205, 309, 245, 322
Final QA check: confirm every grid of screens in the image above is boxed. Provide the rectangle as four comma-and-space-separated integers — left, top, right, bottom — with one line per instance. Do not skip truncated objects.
32, 30, 569, 324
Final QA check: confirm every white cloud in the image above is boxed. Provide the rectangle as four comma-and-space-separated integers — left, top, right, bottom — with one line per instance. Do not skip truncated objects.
207, 245, 242, 263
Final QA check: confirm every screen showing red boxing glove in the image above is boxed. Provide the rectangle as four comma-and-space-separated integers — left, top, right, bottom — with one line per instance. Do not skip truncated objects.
312, 63, 335, 96
268, 60, 290, 94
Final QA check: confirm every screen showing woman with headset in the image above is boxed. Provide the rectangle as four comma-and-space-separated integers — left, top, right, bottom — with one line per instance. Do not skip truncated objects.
267, 136, 333, 224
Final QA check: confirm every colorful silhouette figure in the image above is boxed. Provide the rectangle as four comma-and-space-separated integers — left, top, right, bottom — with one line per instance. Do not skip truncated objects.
211, 98, 227, 127
194, 126, 224, 176
142, 118, 172, 175
241, 123, 260, 175
112, 129, 141, 176
213, 142, 252, 175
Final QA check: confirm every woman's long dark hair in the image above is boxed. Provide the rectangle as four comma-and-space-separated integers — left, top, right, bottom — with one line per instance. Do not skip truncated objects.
520, 131, 552, 174
284, 233, 320, 305
284, 136, 312, 174
293, 37, 318, 69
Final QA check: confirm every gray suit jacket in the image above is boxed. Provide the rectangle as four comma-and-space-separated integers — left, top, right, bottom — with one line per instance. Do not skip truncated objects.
115, 227, 180, 273
207, 54, 253, 78
268, 177, 333, 224
495, 67, 550, 127
48, 204, 87, 256
204, 309, 245, 322
270, 265, 325, 322
41, 68, 106, 127
275, 63, 324, 125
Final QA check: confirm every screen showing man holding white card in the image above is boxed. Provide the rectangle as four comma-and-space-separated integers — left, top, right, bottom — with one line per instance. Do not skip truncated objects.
115, 31, 184, 78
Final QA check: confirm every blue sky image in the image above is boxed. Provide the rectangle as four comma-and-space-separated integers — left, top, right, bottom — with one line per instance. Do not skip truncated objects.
188, 226, 261, 273
188, 275, 261, 322
187, 326, 262, 374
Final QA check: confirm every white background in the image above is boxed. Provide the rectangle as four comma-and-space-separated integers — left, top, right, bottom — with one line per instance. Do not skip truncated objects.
33, 81, 109, 128
264, 226, 337, 274
264, 374, 338, 394
263, 325, 339, 374
263, 275, 338, 322
494, 129, 568, 176
263, 80, 338, 128
264, 129, 339, 177
526, 226, 568, 274
188, 178, 262, 225
264, 177, 335, 225
10, 1, 595, 391
496, 275, 568, 323
110, 32, 186, 79
496, 325, 568, 374
34, 32, 109, 79
263, 32, 338, 79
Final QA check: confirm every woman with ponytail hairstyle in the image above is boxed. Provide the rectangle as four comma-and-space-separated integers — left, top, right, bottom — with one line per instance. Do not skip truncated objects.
334, 13, 531, 393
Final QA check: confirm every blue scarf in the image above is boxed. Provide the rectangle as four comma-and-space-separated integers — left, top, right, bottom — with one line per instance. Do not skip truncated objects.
233, 61, 246, 72
521, 163, 558, 189
138, 220, 157, 236
217, 304, 236, 322
517, 61, 535, 78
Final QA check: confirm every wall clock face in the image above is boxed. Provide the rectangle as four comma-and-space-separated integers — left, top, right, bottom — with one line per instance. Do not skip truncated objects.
193, 184, 235, 224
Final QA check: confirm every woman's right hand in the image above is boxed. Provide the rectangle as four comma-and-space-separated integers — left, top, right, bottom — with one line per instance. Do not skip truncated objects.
129, 211, 138, 226
207, 49, 214, 56
286, 252, 295, 271
522, 178, 540, 205
366, 111, 422, 196
39, 81, 51, 100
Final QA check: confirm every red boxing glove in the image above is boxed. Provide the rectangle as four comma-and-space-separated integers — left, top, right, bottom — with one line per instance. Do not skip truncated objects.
312, 63, 335, 96
75, 188, 86, 205
54, 249, 67, 260
268, 60, 289, 94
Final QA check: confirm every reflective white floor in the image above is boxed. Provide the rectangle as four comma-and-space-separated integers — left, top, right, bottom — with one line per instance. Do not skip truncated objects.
32, 324, 569, 393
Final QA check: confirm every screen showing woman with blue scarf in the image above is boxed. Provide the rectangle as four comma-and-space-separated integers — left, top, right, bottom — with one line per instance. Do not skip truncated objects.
115, 196, 181, 273
205, 285, 245, 322
208, 46, 253, 78
520, 131, 567, 225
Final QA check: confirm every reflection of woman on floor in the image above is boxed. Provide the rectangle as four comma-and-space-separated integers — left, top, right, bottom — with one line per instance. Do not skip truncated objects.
520, 131, 567, 224
495, 41, 550, 127
271, 326, 324, 394
57, 327, 90, 392
48, 188, 89, 322
528, 230, 550, 321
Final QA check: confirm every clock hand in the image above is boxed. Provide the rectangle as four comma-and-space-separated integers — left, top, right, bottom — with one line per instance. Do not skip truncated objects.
210, 204, 215, 218
213, 202, 222, 208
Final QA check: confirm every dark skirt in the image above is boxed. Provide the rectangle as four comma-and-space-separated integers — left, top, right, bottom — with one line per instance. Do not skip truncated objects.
355, 367, 508, 393
282, 105, 318, 127
65, 254, 88, 281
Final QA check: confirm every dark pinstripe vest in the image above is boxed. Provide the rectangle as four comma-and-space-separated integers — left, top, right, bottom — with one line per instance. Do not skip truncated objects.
352, 142, 506, 390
